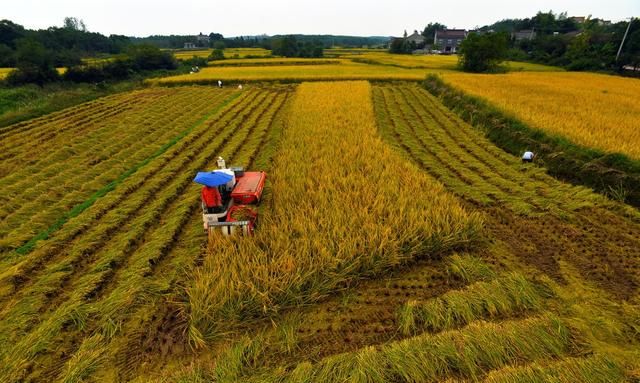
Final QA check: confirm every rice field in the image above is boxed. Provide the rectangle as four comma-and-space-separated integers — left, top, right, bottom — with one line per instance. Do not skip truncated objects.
187, 81, 481, 342
0, 68, 13, 80
208, 57, 341, 66
149, 61, 430, 84
0, 84, 293, 381
0, 67, 67, 79
2, 64, 640, 382
442, 71, 640, 159
173, 47, 271, 60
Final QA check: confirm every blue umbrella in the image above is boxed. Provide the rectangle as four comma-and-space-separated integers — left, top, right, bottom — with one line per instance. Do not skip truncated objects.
193, 171, 233, 187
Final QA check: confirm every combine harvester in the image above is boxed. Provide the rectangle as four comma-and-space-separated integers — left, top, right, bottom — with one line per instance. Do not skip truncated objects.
194, 157, 266, 236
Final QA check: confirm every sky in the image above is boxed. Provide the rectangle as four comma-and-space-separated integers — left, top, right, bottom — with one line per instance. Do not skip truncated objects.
3, 0, 638, 37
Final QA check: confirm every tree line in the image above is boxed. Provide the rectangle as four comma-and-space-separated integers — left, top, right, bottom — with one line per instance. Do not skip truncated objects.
391, 11, 639, 73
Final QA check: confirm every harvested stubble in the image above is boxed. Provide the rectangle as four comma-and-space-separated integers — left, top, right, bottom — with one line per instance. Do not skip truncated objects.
187, 81, 482, 344
212, 315, 580, 382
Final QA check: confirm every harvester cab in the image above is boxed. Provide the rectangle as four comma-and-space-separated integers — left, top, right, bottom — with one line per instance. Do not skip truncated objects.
194, 157, 266, 236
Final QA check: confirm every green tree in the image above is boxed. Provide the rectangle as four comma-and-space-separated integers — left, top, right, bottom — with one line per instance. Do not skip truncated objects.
126, 44, 177, 70
63, 16, 86, 32
213, 40, 225, 50
0, 19, 25, 48
209, 49, 225, 61
272, 35, 299, 57
0, 43, 14, 67
458, 32, 509, 73
422, 22, 447, 41
7, 38, 59, 85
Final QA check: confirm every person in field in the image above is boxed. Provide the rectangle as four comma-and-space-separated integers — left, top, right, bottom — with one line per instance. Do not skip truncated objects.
218, 80, 222, 88
201, 185, 223, 214
522, 150, 535, 163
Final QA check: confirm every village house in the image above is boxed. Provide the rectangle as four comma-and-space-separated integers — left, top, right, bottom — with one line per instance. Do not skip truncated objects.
405, 30, 426, 46
434, 29, 467, 53
196, 32, 210, 44
570, 16, 586, 24
183, 42, 196, 49
513, 29, 536, 41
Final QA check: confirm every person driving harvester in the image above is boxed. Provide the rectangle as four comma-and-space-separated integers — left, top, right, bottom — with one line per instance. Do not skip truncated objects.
201, 185, 223, 214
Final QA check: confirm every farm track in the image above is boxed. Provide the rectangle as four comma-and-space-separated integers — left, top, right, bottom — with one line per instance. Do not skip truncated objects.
0, 86, 293, 382
372, 83, 640, 298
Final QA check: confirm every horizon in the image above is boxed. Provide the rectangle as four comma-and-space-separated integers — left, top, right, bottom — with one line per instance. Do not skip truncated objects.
4, 0, 637, 38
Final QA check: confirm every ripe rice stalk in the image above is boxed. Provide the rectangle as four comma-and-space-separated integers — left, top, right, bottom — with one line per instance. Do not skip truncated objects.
187, 81, 483, 342
442, 72, 640, 159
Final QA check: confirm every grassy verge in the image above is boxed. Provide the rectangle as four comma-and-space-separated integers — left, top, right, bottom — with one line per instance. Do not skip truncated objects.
423, 74, 640, 207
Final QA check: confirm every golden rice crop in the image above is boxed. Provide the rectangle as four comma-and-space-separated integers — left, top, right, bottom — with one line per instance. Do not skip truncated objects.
173, 47, 272, 60
343, 52, 561, 72
209, 57, 341, 66
149, 62, 429, 84
0, 68, 13, 80
186, 81, 482, 343
224, 47, 271, 58
442, 71, 640, 159
346, 52, 459, 70
0, 67, 66, 79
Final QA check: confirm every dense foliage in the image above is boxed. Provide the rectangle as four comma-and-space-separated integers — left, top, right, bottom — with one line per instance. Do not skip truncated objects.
480, 12, 640, 72
0, 18, 129, 68
271, 35, 323, 58
458, 32, 509, 73
63, 45, 177, 83
0, 18, 175, 85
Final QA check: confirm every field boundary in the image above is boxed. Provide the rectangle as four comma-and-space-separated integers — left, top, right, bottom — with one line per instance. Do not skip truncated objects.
423, 74, 640, 207
14, 91, 241, 255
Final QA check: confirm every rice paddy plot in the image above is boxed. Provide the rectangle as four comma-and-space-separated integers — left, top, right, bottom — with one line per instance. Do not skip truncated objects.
149, 62, 431, 84
0, 84, 293, 382
0, 87, 236, 254
442, 71, 640, 159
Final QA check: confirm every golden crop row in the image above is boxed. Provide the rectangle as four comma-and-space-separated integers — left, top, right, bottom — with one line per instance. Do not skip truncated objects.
344, 52, 561, 72
0, 68, 12, 79
173, 47, 272, 60
208, 57, 341, 66
187, 81, 482, 343
149, 61, 430, 84
0, 67, 66, 79
442, 72, 640, 159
